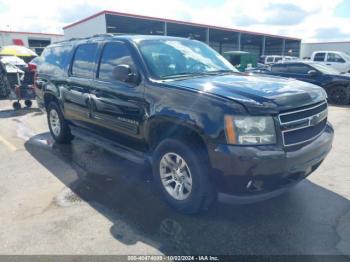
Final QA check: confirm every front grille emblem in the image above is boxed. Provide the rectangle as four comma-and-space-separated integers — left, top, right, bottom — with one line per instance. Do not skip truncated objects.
309, 114, 321, 126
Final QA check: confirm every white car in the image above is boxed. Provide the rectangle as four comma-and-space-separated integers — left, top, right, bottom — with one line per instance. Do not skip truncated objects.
310, 51, 350, 73
262, 55, 299, 65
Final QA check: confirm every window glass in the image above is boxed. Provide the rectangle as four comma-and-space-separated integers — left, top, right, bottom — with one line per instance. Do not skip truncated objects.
275, 57, 282, 63
271, 64, 287, 73
98, 42, 135, 81
314, 53, 325, 62
327, 53, 345, 63
266, 57, 274, 63
40, 45, 72, 75
137, 39, 237, 79
287, 64, 310, 74
71, 44, 98, 78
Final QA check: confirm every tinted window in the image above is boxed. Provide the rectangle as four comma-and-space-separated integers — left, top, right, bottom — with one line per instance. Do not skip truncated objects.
98, 42, 135, 81
271, 64, 287, 73
275, 57, 282, 63
40, 45, 72, 75
314, 53, 325, 62
327, 53, 345, 63
266, 57, 274, 63
287, 64, 310, 74
71, 44, 98, 78
259, 56, 266, 64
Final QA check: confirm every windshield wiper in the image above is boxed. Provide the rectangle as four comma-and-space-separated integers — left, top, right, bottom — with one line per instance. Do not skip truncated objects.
160, 72, 207, 79
205, 70, 236, 74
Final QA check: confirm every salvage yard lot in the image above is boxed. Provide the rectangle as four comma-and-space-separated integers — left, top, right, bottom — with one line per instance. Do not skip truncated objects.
0, 100, 349, 255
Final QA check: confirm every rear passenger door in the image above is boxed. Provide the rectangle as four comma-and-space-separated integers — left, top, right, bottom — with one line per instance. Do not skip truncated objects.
63, 43, 98, 127
90, 41, 146, 142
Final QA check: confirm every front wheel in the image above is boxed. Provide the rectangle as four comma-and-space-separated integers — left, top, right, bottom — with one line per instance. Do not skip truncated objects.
24, 100, 32, 108
47, 102, 73, 144
152, 138, 217, 214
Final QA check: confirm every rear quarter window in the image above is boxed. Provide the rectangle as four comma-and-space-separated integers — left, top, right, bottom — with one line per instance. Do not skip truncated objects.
40, 45, 72, 75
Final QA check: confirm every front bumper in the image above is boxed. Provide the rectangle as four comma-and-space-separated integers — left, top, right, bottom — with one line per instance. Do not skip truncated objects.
209, 122, 334, 196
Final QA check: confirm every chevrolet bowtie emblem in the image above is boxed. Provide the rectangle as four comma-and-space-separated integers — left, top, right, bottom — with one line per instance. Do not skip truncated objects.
309, 114, 321, 126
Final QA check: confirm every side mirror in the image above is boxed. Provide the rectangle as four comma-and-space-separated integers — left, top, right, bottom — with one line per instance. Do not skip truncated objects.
308, 70, 319, 77
112, 64, 140, 85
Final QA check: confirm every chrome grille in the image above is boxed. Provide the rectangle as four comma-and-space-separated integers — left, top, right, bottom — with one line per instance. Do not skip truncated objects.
279, 101, 328, 147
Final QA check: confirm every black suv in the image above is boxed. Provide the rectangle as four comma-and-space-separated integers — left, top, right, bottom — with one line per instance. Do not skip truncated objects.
36, 35, 334, 214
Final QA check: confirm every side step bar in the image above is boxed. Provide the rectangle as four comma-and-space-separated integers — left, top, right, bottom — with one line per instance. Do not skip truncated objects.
71, 126, 149, 165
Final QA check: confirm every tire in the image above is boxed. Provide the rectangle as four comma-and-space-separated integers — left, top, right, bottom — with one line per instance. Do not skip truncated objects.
47, 101, 73, 144
13, 101, 21, 110
24, 100, 32, 108
152, 138, 217, 214
328, 86, 350, 105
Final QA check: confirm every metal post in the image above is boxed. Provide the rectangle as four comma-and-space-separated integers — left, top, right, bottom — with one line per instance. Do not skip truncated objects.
238, 32, 241, 51
282, 39, 286, 56
262, 36, 266, 56
206, 28, 210, 45
164, 22, 167, 36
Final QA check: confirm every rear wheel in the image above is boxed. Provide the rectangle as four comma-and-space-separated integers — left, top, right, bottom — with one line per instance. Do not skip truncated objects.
47, 102, 73, 144
328, 86, 350, 105
152, 138, 217, 214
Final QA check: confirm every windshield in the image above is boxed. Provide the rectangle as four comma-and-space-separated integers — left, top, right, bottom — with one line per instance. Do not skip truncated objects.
137, 38, 238, 79
311, 63, 341, 74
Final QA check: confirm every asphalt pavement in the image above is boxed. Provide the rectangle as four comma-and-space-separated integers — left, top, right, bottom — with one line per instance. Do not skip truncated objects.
0, 100, 349, 256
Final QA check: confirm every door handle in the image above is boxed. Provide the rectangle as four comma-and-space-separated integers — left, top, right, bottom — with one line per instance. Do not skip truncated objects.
326, 63, 331, 66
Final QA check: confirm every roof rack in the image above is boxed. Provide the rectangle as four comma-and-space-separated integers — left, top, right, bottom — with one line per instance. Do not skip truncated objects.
53, 33, 117, 44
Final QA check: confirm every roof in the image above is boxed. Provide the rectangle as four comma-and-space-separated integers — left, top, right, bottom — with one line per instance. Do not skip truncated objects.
63, 10, 301, 41
0, 30, 63, 37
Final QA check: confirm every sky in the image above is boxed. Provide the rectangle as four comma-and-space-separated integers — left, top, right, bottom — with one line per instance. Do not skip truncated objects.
0, 0, 349, 42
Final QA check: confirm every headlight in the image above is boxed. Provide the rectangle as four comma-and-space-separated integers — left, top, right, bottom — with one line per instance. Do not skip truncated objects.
224, 115, 276, 145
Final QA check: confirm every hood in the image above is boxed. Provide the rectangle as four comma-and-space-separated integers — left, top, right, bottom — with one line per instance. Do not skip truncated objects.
167, 73, 327, 114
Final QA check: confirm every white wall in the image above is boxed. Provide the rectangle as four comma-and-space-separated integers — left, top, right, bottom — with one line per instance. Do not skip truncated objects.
64, 13, 106, 40
0, 32, 63, 48
301, 42, 350, 58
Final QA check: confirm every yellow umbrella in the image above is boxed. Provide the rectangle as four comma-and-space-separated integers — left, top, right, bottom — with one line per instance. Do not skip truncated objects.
0, 45, 38, 57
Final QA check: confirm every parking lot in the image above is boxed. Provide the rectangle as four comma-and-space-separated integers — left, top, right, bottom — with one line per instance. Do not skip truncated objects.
0, 100, 349, 256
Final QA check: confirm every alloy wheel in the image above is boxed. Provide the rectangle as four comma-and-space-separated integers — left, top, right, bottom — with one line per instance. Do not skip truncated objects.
49, 109, 61, 137
159, 152, 193, 201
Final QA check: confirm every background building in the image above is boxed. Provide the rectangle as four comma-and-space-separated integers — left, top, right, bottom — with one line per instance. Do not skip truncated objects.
301, 41, 350, 58
0, 31, 64, 55
63, 10, 301, 57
